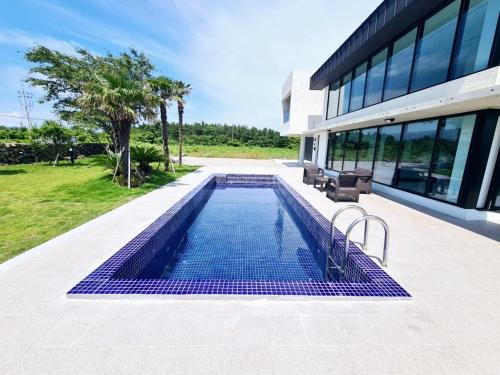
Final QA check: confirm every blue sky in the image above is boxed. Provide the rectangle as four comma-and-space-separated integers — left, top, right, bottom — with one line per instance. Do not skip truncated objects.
0, 0, 379, 129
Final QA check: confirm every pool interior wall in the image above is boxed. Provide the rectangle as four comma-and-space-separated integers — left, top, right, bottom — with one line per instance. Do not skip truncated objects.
68, 174, 410, 298
134, 183, 326, 281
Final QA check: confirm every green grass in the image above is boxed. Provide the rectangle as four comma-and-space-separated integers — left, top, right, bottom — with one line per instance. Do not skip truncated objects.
0, 156, 197, 263
145, 143, 299, 160
0, 139, 299, 159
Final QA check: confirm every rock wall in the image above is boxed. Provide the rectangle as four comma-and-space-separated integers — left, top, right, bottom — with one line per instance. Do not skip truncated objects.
0, 143, 107, 164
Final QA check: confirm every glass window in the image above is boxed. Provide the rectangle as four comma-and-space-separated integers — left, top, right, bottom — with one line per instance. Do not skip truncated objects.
349, 62, 367, 112
410, 0, 460, 92
326, 80, 340, 119
396, 120, 438, 194
384, 28, 417, 100
332, 132, 346, 170
428, 114, 476, 203
326, 133, 335, 169
373, 125, 402, 185
357, 127, 378, 170
343, 130, 360, 170
338, 72, 352, 115
451, 0, 500, 78
364, 48, 388, 107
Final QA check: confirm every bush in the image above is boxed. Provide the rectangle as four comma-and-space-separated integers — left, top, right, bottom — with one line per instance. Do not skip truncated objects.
116, 170, 142, 187
95, 150, 122, 181
130, 145, 163, 175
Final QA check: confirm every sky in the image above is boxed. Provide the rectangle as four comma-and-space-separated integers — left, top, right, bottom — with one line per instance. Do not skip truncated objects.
0, 0, 380, 130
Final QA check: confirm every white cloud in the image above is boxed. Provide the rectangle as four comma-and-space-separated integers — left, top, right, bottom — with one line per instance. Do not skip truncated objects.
38, 0, 380, 128
135, 0, 378, 128
1, 0, 381, 129
0, 29, 81, 55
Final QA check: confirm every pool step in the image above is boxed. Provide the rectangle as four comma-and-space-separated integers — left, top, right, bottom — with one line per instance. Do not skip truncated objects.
224, 174, 275, 184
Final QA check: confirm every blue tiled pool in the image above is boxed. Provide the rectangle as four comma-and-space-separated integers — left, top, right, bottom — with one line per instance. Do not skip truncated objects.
138, 186, 324, 281
68, 174, 410, 298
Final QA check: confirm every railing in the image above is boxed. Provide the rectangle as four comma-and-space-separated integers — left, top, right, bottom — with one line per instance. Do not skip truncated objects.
344, 215, 389, 269
326, 205, 368, 277
327, 206, 390, 278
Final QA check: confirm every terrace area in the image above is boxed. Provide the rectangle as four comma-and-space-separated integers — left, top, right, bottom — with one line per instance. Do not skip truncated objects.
1, 158, 499, 374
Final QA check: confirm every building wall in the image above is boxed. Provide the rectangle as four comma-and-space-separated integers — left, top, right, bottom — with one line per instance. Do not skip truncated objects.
307, 66, 500, 135
281, 71, 323, 136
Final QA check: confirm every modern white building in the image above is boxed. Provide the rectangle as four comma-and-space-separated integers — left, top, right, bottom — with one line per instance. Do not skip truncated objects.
281, 0, 500, 221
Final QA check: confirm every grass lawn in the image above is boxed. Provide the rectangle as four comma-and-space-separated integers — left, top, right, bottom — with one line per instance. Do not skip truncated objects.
0, 156, 197, 263
1, 139, 298, 159
158, 143, 299, 160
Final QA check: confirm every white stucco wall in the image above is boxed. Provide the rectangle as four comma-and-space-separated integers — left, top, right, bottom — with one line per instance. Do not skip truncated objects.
280, 71, 324, 136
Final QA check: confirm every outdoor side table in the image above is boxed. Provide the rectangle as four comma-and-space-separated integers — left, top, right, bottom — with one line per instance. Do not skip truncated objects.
313, 176, 329, 191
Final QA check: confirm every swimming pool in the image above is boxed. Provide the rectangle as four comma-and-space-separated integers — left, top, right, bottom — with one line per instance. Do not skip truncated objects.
68, 174, 410, 298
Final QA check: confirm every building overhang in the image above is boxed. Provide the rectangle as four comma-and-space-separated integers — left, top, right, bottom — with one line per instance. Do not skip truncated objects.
310, 0, 449, 90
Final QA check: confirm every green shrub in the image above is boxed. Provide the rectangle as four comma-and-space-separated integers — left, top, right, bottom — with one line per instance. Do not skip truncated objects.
130, 145, 163, 175
95, 151, 122, 179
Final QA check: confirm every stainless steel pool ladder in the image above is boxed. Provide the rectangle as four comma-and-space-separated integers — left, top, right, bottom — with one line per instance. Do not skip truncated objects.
327, 205, 368, 277
327, 206, 390, 277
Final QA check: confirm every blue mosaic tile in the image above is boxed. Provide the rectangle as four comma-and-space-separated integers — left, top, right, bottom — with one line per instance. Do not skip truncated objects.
68, 174, 410, 298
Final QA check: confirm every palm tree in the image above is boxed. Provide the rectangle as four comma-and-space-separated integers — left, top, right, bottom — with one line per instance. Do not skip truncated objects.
79, 68, 159, 184
173, 81, 191, 165
149, 76, 179, 171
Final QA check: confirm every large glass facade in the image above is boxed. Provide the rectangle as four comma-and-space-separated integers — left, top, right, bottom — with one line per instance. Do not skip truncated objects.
343, 130, 360, 170
451, 0, 500, 78
373, 125, 402, 185
322, 0, 499, 117
326, 80, 340, 119
410, 0, 460, 92
428, 114, 476, 202
383, 28, 417, 100
325, 113, 480, 206
396, 121, 438, 194
338, 73, 352, 116
332, 132, 345, 170
364, 48, 387, 107
349, 62, 367, 111
357, 127, 378, 169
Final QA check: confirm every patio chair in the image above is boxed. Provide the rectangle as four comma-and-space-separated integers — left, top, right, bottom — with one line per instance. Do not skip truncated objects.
302, 163, 323, 185
343, 167, 373, 194
326, 173, 360, 202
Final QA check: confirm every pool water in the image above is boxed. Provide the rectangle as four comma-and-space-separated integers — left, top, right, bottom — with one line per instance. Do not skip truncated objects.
138, 186, 325, 281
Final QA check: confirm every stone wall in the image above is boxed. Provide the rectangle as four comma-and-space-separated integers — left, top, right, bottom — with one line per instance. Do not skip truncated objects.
0, 143, 107, 164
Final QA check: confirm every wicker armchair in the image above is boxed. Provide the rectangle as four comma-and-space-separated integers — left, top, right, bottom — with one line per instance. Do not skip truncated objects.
346, 167, 373, 194
326, 174, 360, 202
302, 164, 323, 184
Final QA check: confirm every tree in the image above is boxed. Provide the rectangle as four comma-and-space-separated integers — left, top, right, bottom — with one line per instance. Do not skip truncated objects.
78, 67, 159, 183
149, 76, 179, 171
25, 46, 159, 185
24, 46, 153, 153
173, 81, 191, 165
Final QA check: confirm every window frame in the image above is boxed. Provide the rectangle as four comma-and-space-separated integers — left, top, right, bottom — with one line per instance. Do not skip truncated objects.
349, 62, 368, 112
326, 79, 341, 120
363, 47, 389, 108
324, 110, 483, 207
408, 0, 462, 93
321, 0, 500, 117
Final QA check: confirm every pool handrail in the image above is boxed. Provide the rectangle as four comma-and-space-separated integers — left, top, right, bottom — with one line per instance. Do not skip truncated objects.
344, 215, 389, 271
326, 205, 368, 278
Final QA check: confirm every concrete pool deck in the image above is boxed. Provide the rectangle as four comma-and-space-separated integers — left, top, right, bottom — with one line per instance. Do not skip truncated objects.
1, 158, 499, 374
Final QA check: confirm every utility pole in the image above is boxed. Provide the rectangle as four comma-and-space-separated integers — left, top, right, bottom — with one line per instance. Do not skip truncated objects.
17, 84, 33, 130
